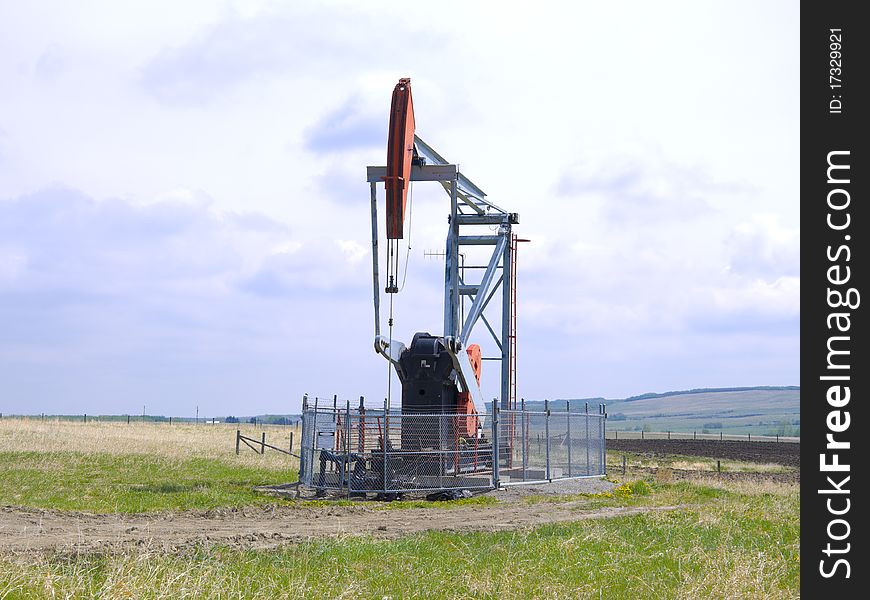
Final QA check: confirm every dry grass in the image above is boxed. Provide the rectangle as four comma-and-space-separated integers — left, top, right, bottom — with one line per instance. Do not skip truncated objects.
0, 482, 800, 598
607, 450, 792, 474
0, 419, 800, 597
0, 418, 299, 471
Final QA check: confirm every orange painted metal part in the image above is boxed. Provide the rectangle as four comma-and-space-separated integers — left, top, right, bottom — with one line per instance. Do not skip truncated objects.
384, 78, 415, 239
456, 343, 482, 436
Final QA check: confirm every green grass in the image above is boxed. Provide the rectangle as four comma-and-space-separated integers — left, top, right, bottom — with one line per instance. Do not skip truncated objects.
0, 482, 799, 598
0, 451, 298, 513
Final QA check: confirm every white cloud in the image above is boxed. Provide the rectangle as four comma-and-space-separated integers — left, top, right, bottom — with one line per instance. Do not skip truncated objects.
0, 1, 799, 412
727, 214, 800, 278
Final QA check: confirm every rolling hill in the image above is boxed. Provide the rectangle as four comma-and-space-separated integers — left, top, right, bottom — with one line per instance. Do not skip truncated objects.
523, 387, 800, 437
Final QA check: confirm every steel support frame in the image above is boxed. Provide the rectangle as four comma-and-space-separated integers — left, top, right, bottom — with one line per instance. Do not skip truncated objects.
368, 140, 514, 414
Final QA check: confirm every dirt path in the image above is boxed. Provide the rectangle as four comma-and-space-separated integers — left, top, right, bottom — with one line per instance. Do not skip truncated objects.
0, 500, 680, 554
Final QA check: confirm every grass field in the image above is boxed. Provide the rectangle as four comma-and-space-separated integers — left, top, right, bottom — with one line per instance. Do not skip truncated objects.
599, 388, 800, 436
0, 419, 799, 598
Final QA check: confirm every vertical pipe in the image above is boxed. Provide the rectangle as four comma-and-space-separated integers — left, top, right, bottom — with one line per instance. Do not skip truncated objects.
500, 225, 511, 411
370, 182, 381, 337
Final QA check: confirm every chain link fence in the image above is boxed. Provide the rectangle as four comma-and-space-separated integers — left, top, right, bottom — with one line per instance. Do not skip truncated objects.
299, 399, 606, 495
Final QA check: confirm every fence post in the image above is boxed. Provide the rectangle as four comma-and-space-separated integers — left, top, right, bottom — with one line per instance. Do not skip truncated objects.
289, 431, 294, 452
383, 398, 389, 494
236, 430, 241, 455
668, 431, 670, 440
693, 431, 696, 440
720, 431, 723, 441
261, 431, 266, 455
491, 404, 500, 488
345, 400, 351, 497
748, 433, 751, 442
127, 415, 130, 425
622, 454, 626, 475
585, 402, 590, 476
615, 429, 618, 440
717, 460, 721, 475
544, 399, 551, 481
310, 395, 319, 482
298, 394, 308, 482
84, 414, 87, 423
566, 400, 572, 477
520, 397, 527, 481
600, 404, 606, 475
358, 396, 366, 454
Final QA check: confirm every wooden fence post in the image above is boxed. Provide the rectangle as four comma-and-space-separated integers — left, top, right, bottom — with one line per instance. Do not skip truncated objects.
622, 455, 626, 475
261, 431, 266, 455
717, 460, 721, 475
289, 431, 294, 452
236, 430, 241, 455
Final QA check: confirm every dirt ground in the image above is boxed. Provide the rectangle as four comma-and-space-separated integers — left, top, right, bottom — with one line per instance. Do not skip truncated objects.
606, 439, 800, 467
0, 441, 799, 555
0, 479, 680, 554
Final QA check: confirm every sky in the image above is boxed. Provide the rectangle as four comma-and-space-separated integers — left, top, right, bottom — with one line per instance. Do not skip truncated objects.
0, 1, 799, 416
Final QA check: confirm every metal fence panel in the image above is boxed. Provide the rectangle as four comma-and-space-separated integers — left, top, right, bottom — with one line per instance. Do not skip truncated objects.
299, 403, 606, 494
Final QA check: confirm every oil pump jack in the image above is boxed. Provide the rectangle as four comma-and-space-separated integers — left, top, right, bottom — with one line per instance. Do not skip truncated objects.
368, 78, 521, 452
